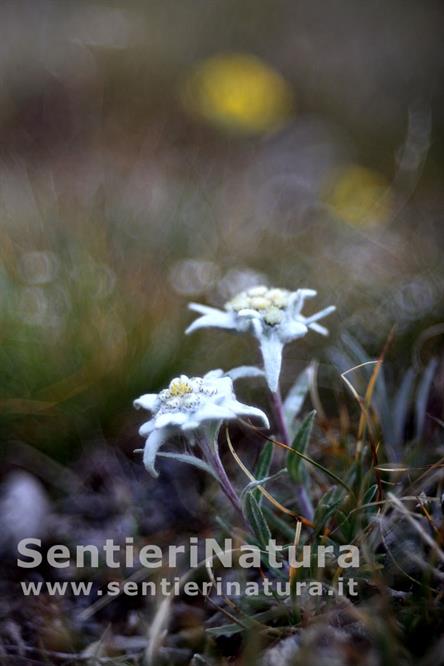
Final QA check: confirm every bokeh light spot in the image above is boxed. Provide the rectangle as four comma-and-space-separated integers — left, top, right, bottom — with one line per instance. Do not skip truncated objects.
182, 53, 294, 133
325, 165, 392, 226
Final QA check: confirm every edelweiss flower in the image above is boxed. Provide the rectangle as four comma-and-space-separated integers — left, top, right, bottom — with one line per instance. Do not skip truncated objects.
186, 286, 335, 392
134, 369, 269, 477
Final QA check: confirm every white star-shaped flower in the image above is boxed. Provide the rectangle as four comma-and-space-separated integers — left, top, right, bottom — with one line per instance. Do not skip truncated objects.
185, 286, 335, 392
134, 369, 269, 477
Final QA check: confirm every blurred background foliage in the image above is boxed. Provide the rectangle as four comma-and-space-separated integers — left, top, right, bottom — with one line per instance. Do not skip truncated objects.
0, 0, 443, 460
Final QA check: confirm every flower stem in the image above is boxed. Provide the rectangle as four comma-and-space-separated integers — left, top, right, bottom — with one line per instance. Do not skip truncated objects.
271, 389, 314, 522
199, 435, 244, 521
213, 447, 244, 516
271, 389, 291, 444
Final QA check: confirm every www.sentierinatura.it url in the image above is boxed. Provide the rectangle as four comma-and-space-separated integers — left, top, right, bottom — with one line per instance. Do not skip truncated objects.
20, 577, 358, 598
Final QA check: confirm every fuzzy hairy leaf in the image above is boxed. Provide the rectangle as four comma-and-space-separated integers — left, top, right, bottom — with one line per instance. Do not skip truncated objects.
206, 623, 245, 637
253, 441, 273, 504
244, 492, 272, 547
241, 470, 286, 505
313, 486, 344, 536
287, 410, 316, 483
156, 452, 218, 479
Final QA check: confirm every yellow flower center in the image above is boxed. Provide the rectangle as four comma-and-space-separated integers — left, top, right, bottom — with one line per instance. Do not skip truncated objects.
169, 377, 194, 397
225, 286, 290, 325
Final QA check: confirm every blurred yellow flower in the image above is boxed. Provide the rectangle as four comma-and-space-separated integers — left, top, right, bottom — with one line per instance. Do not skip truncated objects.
182, 53, 294, 133
325, 165, 393, 226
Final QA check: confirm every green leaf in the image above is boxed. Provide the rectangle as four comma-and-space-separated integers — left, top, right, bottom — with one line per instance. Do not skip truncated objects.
287, 410, 316, 483
253, 441, 273, 504
363, 483, 378, 505
244, 492, 272, 548
207, 608, 287, 638
285, 444, 352, 496
344, 458, 360, 489
206, 623, 246, 637
314, 485, 341, 518
313, 486, 344, 537
241, 470, 286, 505
262, 506, 295, 541
362, 483, 378, 516
335, 510, 354, 541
